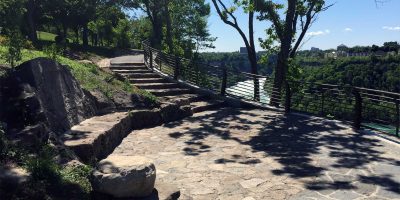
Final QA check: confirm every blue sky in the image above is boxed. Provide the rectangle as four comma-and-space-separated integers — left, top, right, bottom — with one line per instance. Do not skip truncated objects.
205, 0, 400, 52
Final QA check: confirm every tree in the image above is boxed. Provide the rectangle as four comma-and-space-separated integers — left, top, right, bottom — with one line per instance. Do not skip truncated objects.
168, 0, 215, 58
0, 0, 27, 34
256, 0, 329, 106
211, 0, 260, 101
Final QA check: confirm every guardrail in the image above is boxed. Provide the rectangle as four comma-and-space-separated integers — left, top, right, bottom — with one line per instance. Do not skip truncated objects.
142, 41, 400, 137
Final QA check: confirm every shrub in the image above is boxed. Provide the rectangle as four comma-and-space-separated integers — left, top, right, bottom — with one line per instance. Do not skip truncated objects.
1, 31, 24, 68
43, 44, 61, 62
26, 145, 60, 181
60, 165, 92, 193
0, 35, 7, 45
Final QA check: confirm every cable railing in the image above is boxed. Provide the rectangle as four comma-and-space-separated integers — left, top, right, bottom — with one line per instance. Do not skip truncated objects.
142, 41, 400, 137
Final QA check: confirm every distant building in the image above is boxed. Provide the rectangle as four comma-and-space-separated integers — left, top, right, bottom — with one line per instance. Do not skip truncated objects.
347, 52, 370, 57
387, 51, 397, 56
325, 51, 337, 59
373, 50, 386, 57
310, 47, 321, 52
240, 47, 247, 54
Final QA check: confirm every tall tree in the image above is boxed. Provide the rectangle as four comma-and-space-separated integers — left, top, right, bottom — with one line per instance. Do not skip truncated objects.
211, 0, 260, 101
26, 0, 38, 43
168, 0, 215, 58
163, 0, 174, 54
256, 0, 329, 106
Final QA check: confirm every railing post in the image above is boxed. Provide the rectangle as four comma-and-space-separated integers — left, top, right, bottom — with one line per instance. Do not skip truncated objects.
284, 80, 291, 114
221, 62, 227, 96
396, 99, 399, 137
353, 89, 362, 130
158, 54, 162, 71
320, 87, 325, 116
149, 50, 153, 70
174, 56, 180, 80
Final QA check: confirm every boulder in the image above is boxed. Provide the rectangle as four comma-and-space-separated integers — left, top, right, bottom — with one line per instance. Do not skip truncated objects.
1, 58, 97, 133
9, 123, 49, 148
87, 89, 116, 114
159, 103, 192, 123
91, 155, 156, 198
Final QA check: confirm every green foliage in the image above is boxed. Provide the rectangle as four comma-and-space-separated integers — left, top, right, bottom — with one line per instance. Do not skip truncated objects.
23, 144, 92, 199
0, 31, 24, 68
60, 165, 92, 193
26, 145, 59, 181
299, 55, 400, 92
113, 18, 133, 48
43, 43, 61, 61
0, 0, 27, 33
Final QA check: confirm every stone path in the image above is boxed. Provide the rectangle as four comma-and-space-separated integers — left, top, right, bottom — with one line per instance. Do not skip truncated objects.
111, 108, 400, 200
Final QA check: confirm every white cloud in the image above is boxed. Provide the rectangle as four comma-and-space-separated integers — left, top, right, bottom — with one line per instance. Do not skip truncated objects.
307, 29, 330, 36
344, 28, 353, 32
383, 26, 400, 31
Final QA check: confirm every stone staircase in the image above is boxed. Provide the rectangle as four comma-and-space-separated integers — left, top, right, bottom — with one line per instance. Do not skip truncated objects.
109, 63, 225, 114
62, 59, 226, 164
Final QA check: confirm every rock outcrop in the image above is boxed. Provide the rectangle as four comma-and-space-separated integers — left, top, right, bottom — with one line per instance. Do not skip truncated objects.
91, 155, 156, 198
1, 58, 97, 134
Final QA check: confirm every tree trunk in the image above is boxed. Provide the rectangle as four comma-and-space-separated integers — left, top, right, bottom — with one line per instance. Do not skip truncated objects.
164, 0, 174, 54
82, 23, 89, 47
148, 1, 163, 49
26, 0, 38, 43
248, 51, 260, 101
270, 0, 297, 107
75, 28, 79, 44
151, 17, 163, 49
271, 54, 285, 107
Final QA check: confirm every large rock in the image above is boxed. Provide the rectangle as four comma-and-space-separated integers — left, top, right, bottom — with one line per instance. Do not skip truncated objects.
1, 58, 96, 133
159, 103, 192, 123
91, 155, 156, 198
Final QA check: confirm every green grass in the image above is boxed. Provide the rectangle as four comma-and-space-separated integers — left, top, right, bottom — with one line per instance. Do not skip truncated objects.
37, 31, 57, 42
0, 45, 158, 104
1, 142, 93, 199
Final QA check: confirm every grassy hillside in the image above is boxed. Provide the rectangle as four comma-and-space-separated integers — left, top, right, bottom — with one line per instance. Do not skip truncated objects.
0, 46, 157, 102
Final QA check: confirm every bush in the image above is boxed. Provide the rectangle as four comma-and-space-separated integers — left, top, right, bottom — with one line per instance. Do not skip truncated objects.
0, 35, 7, 45
26, 145, 59, 181
43, 44, 61, 62
0, 31, 24, 68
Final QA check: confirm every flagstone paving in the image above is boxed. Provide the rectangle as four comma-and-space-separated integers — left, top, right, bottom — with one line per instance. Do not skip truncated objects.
111, 108, 400, 200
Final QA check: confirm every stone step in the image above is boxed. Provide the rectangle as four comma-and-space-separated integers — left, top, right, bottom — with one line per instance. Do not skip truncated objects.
134, 83, 180, 90
130, 78, 169, 84
62, 112, 131, 164
109, 66, 148, 70
110, 62, 144, 66
127, 73, 161, 79
148, 88, 192, 97
62, 110, 162, 164
112, 69, 152, 74
159, 94, 207, 104
190, 100, 225, 113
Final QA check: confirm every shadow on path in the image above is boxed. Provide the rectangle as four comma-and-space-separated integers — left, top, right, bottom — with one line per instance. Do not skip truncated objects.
164, 108, 400, 195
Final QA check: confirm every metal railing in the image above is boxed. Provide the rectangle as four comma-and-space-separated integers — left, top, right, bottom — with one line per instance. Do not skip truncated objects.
142, 41, 400, 137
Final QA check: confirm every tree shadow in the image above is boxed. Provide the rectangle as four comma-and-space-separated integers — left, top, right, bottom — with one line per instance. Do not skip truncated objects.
164, 107, 400, 195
